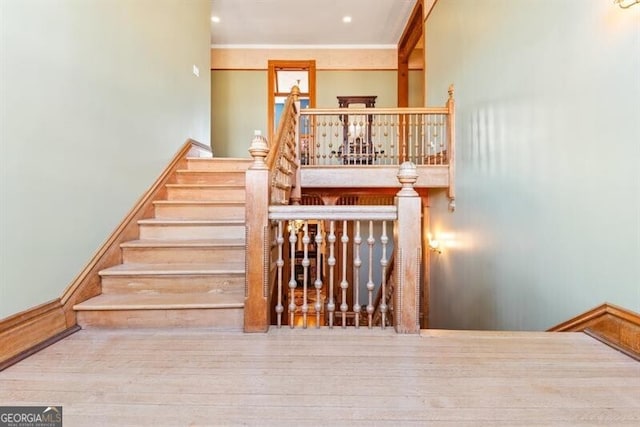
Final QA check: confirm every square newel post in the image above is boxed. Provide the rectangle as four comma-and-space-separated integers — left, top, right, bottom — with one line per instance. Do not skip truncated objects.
245, 133, 270, 332
394, 162, 422, 333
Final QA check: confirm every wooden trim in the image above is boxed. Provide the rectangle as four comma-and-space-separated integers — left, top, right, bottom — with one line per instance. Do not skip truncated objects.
584, 328, 640, 362
189, 139, 213, 155
548, 303, 639, 331
424, 0, 440, 22
267, 60, 316, 144
59, 139, 211, 326
213, 68, 399, 72
300, 107, 448, 115
398, 0, 423, 108
212, 49, 396, 70
446, 86, 456, 208
0, 299, 68, 368
549, 303, 640, 358
0, 324, 80, 371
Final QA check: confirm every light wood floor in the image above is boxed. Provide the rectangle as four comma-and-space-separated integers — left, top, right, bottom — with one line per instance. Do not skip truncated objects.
1, 328, 639, 426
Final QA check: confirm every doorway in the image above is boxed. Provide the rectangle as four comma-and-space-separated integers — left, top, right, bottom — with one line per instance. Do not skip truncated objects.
267, 60, 316, 143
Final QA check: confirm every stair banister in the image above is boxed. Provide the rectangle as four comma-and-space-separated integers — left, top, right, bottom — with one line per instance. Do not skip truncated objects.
245, 88, 301, 332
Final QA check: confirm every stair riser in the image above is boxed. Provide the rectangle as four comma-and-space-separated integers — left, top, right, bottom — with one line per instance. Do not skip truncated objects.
77, 308, 244, 329
176, 172, 245, 185
139, 224, 245, 240
154, 204, 244, 220
166, 187, 245, 202
101, 274, 245, 295
121, 246, 245, 266
186, 159, 252, 172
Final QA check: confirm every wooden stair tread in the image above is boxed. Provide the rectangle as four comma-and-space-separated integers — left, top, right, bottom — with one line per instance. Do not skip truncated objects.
99, 263, 245, 276
176, 169, 245, 174
186, 157, 251, 161
74, 293, 244, 311
120, 239, 245, 248
165, 183, 244, 189
152, 200, 245, 206
137, 218, 244, 225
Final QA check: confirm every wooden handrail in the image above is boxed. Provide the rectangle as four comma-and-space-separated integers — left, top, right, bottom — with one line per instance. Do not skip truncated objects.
266, 88, 299, 169
265, 87, 301, 205
269, 205, 397, 221
299, 107, 449, 115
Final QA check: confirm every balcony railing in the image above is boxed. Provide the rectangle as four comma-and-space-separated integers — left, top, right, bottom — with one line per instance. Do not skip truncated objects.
268, 206, 397, 329
299, 107, 450, 166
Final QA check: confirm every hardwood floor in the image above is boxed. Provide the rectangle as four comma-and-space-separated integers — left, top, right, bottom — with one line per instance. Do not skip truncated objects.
1, 329, 638, 426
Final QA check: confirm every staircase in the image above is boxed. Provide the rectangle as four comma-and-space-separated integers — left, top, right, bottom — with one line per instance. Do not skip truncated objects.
74, 157, 251, 329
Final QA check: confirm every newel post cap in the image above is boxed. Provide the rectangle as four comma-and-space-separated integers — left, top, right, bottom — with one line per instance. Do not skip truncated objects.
291, 85, 300, 102
248, 130, 269, 169
396, 161, 418, 197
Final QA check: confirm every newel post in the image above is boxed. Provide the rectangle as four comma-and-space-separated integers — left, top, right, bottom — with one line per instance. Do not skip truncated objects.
245, 132, 270, 332
395, 162, 422, 333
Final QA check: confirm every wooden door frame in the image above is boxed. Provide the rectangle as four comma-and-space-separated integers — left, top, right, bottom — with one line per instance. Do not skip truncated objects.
267, 60, 316, 144
397, 0, 423, 108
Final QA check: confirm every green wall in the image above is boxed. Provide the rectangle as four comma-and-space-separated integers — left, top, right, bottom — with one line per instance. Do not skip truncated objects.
426, 0, 640, 330
211, 71, 267, 158
0, 0, 211, 319
316, 71, 397, 108
409, 70, 424, 107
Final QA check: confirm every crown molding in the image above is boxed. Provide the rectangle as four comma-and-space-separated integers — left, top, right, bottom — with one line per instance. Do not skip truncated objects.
211, 44, 397, 50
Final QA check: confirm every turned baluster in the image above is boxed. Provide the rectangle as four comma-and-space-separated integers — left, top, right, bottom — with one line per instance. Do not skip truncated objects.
379, 221, 389, 329
288, 222, 298, 328
275, 221, 284, 328
314, 231, 323, 328
327, 221, 336, 328
340, 220, 349, 328
366, 221, 376, 328
353, 221, 362, 328
301, 222, 310, 328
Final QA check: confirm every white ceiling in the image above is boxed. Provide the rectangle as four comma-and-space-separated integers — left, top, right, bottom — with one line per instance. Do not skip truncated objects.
210, 0, 418, 47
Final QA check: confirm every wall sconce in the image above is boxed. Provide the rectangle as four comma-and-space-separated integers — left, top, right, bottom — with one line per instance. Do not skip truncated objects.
427, 233, 442, 254
615, 0, 639, 8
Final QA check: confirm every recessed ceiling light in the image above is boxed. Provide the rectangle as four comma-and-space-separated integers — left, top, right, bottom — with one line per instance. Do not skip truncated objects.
342, 16, 352, 23
211, 16, 221, 23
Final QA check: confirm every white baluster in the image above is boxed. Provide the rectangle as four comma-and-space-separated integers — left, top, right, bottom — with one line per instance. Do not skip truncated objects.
380, 221, 389, 329
276, 221, 284, 328
302, 222, 310, 329
327, 221, 336, 328
440, 114, 446, 165
420, 113, 426, 165
314, 230, 323, 328
288, 221, 298, 328
366, 221, 375, 328
340, 220, 349, 328
353, 221, 362, 328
